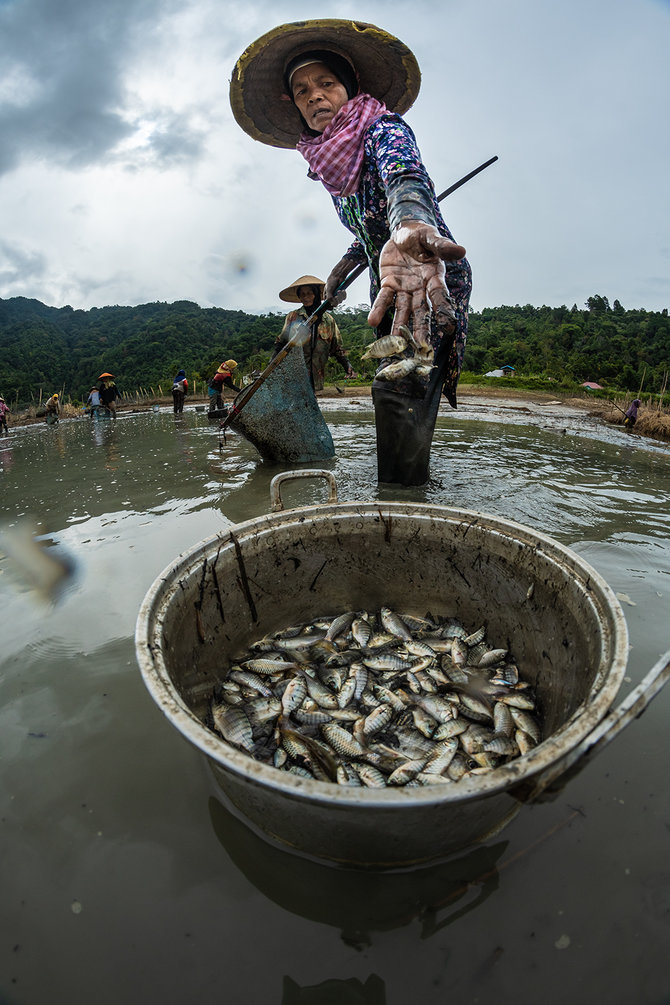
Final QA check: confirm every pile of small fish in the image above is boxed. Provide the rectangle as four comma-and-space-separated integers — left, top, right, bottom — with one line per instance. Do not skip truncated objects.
362, 324, 435, 384
206, 607, 542, 789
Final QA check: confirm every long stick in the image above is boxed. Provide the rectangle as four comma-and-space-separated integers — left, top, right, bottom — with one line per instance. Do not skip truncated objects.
220, 155, 499, 430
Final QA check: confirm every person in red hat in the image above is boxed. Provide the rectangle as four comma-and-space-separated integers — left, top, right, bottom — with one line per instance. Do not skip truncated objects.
230, 20, 471, 485
275, 274, 355, 391
98, 374, 120, 419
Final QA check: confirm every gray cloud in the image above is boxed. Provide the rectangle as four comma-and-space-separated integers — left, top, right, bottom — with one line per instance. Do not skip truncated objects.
0, 240, 47, 287
0, 0, 194, 175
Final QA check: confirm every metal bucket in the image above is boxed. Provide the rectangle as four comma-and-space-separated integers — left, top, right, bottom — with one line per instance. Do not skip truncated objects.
136, 471, 670, 869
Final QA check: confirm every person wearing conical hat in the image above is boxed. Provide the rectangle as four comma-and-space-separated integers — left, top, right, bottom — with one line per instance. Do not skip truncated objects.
45, 392, 60, 424
208, 360, 241, 413
230, 19, 472, 486
275, 274, 355, 391
86, 386, 101, 417
98, 375, 120, 419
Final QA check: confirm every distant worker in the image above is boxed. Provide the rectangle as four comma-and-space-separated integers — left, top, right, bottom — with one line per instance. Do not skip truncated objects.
0, 396, 10, 435
98, 373, 120, 419
172, 369, 188, 414
275, 275, 355, 391
45, 392, 60, 425
86, 387, 101, 415
623, 398, 641, 429
208, 361, 241, 413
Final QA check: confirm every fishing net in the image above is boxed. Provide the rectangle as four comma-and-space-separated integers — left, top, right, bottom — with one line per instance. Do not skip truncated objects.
229, 348, 335, 463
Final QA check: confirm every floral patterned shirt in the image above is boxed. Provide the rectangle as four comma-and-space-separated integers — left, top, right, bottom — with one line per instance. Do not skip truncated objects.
330, 113, 472, 403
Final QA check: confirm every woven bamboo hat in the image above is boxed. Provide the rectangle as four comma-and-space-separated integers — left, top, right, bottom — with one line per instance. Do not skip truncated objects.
279, 274, 325, 303
230, 19, 421, 149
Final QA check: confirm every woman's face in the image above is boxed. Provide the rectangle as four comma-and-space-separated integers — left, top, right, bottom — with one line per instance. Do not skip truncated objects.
290, 61, 349, 133
296, 285, 316, 308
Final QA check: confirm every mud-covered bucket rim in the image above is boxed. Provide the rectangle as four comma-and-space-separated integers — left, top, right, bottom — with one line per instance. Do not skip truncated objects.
135, 503, 629, 809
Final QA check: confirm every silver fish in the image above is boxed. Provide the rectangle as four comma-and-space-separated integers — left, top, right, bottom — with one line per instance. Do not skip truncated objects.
337, 763, 362, 786
477, 648, 508, 668
206, 604, 542, 789
432, 718, 468, 741
464, 626, 487, 646
483, 735, 519, 756
321, 723, 367, 760
243, 658, 301, 676
450, 637, 468, 667
387, 758, 427, 786
352, 763, 388, 788
363, 703, 394, 738
228, 669, 274, 696
361, 333, 408, 360
211, 704, 254, 753
363, 652, 411, 672
337, 671, 358, 709
412, 707, 437, 738
380, 606, 413, 642
422, 738, 459, 774
280, 677, 307, 717
515, 729, 536, 755
351, 617, 373, 647
510, 708, 541, 743
375, 357, 421, 381
325, 611, 356, 642
303, 674, 339, 710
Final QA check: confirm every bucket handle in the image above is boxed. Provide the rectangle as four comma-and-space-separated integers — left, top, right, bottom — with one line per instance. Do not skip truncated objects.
513, 649, 670, 804
270, 469, 339, 513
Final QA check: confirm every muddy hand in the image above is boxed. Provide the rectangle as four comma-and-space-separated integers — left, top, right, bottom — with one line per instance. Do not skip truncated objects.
324, 256, 355, 307
368, 222, 465, 347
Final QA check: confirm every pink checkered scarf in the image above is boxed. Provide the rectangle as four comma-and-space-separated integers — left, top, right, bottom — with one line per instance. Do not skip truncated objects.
296, 93, 388, 197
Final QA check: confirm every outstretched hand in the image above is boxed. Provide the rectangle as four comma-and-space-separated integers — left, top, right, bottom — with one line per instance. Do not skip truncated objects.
368, 221, 465, 348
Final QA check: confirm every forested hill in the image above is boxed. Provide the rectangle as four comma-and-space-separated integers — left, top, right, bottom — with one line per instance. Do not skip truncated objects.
0, 293, 668, 405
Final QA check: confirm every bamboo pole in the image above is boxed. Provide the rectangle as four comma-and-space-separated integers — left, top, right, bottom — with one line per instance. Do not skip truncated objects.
637, 366, 646, 399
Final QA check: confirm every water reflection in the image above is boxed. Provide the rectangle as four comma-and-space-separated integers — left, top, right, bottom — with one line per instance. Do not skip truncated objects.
207, 795, 508, 944
281, 974, 385, 1004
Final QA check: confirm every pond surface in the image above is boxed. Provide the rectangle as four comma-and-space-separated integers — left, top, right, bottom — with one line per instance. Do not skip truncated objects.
1, 402, 669, 1005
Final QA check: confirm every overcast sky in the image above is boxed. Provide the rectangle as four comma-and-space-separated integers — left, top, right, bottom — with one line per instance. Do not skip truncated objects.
1, 0, 669, 317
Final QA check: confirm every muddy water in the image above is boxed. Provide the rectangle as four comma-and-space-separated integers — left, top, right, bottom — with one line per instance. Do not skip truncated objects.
1, 403, 669, 1005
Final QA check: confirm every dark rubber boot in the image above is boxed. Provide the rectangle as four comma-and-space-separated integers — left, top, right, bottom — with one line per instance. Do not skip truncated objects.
372, 380, 443, 486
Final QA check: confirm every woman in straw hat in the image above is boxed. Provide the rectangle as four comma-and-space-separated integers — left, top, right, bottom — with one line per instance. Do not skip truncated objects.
230, 19, 471, 485
45, 392, 61, 425
275, 274, 356, 391
98, 374, 120, 419
208, 360, 241, 413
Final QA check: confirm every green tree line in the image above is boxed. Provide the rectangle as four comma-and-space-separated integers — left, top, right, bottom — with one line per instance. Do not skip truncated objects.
0, 293, 668, 406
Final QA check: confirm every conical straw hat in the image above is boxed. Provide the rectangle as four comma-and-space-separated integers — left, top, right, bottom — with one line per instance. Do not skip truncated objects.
230, 19, 421, 149
279, 274, 325, 303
